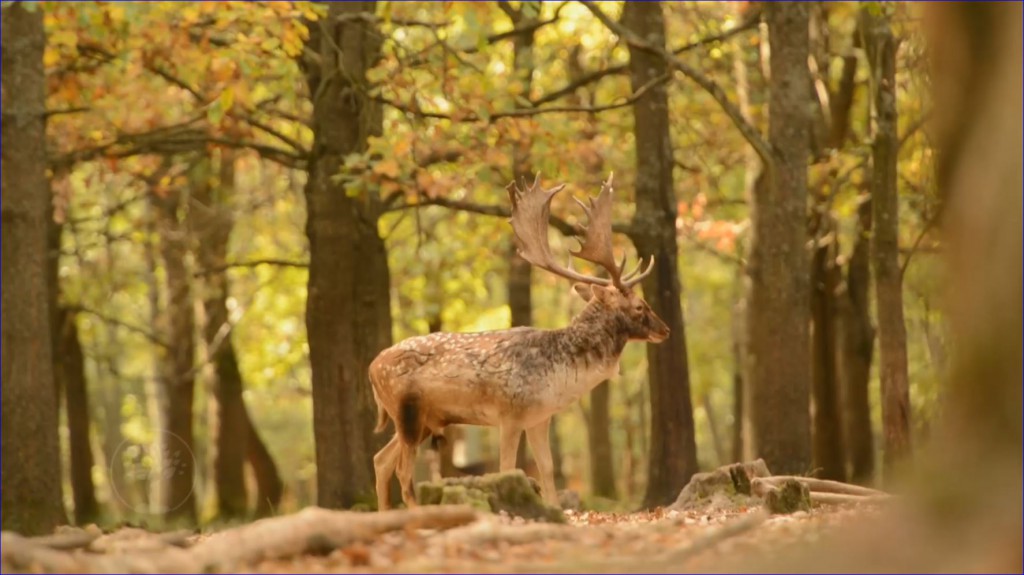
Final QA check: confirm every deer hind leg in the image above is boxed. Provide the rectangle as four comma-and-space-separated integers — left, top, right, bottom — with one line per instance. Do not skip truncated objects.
525, 418, 559, 507
498, 423, 524, 472
396, 439, 419, 507
373, 434, 401, 510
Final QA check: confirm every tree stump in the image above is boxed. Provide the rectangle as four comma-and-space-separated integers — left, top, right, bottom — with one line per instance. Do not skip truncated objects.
416, 470, 565, 523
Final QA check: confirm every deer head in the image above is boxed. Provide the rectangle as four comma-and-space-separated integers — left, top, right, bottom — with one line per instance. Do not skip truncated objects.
507, 173, 670, 343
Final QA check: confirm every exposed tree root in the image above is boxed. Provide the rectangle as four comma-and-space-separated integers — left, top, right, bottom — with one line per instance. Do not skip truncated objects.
1, 505, 478, 574
760, 475, 888, 497
27, 530, 100, 551
809, 492, 892, 506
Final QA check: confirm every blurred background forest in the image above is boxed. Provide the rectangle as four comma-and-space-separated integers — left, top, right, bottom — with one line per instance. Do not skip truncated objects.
3, 0, 946, 533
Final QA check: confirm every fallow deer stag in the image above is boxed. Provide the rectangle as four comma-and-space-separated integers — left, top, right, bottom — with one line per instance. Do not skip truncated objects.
369, 173, 669, 509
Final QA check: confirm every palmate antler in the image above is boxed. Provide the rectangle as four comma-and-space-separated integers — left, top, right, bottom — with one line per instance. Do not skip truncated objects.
507, 172, 655, 291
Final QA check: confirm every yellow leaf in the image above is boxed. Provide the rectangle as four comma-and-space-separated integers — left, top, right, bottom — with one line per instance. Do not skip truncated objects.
43, 48, 60, 67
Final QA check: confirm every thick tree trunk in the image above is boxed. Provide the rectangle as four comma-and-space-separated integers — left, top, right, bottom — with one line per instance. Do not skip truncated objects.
749, 2, 813, 475
57, 310, 100, 525
810, 210, 846, 481
587, 381, 617, 499
919, 1, 1022, 550
193, 150, 250, 519
622, 1, 699, 509
246, 411, 284, 517
302, 1, 391, 508
840, 195, 875, 484
1, 3, 68, 535
151, 167, 198, 524
863, 7, 911, 473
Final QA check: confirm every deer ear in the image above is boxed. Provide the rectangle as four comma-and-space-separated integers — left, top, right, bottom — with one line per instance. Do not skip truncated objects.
572, 283, 595, 301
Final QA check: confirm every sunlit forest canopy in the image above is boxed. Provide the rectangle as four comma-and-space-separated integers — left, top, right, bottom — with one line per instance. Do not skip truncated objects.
5, 0, 973, 543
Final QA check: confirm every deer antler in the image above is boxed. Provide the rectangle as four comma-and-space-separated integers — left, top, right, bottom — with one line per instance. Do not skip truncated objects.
507, 173, 656, 290
508, 174, 611, 286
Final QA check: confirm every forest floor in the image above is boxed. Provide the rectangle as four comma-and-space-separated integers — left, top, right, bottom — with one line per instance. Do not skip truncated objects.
209, 503, 876, 573
6, 500, 1006, 573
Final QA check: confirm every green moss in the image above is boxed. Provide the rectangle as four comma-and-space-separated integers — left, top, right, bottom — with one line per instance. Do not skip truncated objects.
415, 470, 565, 523
764, 479, 812, 514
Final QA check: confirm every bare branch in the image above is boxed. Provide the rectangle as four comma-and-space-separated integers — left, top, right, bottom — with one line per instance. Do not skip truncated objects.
68, 305, 168, 348
381, 73, 668, 123
387, 195, 637, 238
578, 0, 773, 165
194, 258, 309, 277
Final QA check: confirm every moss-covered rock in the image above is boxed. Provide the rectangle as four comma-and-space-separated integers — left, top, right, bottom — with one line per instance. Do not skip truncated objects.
415, 470, 565, 523
763, 479, 811, 514
672, 459, 772, 511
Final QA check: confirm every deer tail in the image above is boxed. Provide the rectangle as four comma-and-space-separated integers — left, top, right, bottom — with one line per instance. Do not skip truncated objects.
398, 393, 422, 446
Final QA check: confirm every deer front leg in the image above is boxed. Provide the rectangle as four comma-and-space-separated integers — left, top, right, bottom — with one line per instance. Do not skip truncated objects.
498, 423, 523, 472
525, 418, 559, 507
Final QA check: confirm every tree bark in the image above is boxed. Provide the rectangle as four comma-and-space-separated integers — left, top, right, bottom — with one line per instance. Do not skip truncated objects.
192, 150, 251, 519
151, 165, 199, 524
301, 1, 391, 508
862, 5, 911, 472
622, 1, 699, 509
749, 2, 813, 475
57, 310, 100, 525
1, 3, 68, 535
246, 411, 284, 518
840, 194, 876, 484
809, 210, 846, 481
920, 1, 1022, 551
587, 382, 617, 498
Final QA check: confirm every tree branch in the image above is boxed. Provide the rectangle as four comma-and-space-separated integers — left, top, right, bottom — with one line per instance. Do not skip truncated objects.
381, 73, 667, 123
194, 258, 309, 277
67, 305, 168, 348
387, 196, 633, 237
578, 0, 773, 165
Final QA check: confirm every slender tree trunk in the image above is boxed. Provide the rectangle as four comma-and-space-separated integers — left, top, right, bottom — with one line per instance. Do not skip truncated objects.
732, 46, 755, 465
841, 194, 876, 484
301, 1, 391, 508
193, 150, 250, 519
151, 164, 199, 524
246, 411, 284, 517
863, 5, 911, 473
587, 381, 617, 498
58, 310, 100, 525
702, 394, 727, 466
1, 3, 68, 535
750, 2, 813, 475
622, 1, 699, 509
810, 209, 846, 481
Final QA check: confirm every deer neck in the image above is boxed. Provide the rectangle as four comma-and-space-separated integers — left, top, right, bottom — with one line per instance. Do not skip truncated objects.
561, 303, 629, 370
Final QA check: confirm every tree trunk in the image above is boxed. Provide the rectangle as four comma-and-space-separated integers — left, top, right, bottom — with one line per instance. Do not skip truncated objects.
246, 411, 284, 517
810, 209, 846, 481
151, 164, 199, 524
193, 150, 250, 519
920, 1, 1021, 550
57, 310, 100, 525
749, 2, 813, 475
301, 1, 391, 508
1, 3, 68, 535
587, 381, 617, 498
622, 1, 699, 509
863, 5, 911, 473
840, 194, 875, 484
